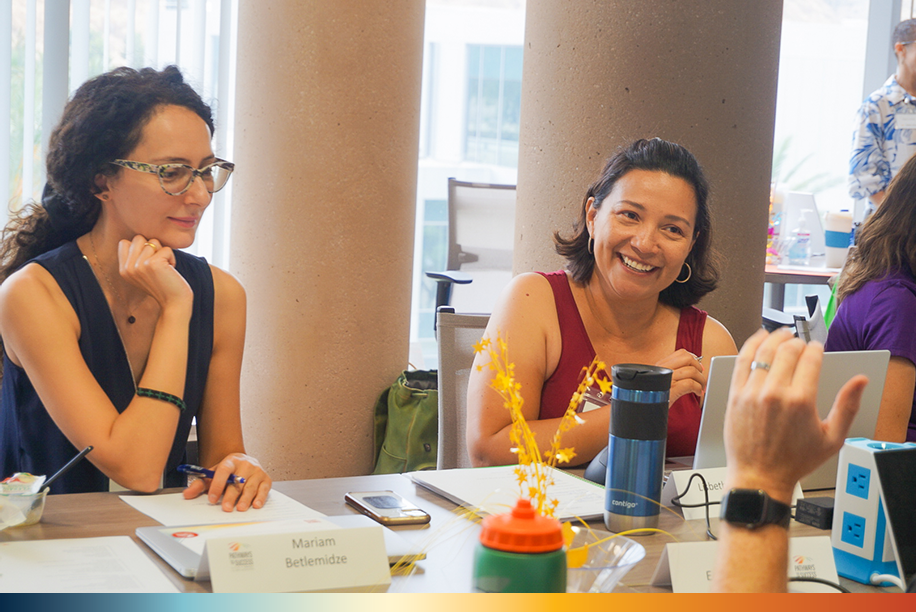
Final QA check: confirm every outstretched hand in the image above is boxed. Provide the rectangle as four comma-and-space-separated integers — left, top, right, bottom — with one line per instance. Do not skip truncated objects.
183, 453, 272, 512
723, 328, 868, 502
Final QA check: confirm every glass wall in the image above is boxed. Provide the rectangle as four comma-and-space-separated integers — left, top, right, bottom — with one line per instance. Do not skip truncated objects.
2, 0, 236, 265
411, 0, 525, 367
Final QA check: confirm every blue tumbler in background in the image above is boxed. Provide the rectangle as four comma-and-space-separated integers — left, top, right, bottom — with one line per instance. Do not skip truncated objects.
604, 364, 672, 533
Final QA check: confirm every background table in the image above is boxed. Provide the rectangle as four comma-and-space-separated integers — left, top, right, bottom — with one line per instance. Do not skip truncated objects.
764, 261, 838, 311
0, 472, 888, 593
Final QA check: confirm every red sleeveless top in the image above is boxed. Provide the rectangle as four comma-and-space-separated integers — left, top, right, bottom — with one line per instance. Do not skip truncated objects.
537, 271, 707, 458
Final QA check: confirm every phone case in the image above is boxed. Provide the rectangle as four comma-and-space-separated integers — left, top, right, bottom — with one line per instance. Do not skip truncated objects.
345, 491, 431, 526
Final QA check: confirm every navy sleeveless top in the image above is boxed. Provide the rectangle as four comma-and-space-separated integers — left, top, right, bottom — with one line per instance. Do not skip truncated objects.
0, 241, 214, 494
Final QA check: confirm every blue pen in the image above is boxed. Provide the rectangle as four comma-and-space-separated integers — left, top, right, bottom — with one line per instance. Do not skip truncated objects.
177, 463, 246, 485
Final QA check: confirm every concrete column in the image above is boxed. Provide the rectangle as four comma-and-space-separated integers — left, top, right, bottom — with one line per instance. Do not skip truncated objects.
516, 0, 783, 345
231, 1, 425, 479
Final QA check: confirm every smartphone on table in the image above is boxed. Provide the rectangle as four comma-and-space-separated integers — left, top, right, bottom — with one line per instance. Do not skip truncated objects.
344, 490, 431, 526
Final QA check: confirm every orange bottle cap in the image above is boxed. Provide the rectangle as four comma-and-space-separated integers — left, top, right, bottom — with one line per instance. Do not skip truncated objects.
478, 498, 564, 553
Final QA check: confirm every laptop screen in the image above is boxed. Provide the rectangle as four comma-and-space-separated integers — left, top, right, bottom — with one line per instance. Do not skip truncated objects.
693, 350, 890, 490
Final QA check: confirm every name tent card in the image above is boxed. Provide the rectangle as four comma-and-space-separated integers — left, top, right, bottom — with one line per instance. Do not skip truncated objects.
201, 518, 391, 593
650, 536, 839, 593
661, 467, 803, 521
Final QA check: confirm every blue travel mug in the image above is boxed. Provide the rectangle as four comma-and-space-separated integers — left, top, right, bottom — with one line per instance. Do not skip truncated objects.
604, 364, 671, 533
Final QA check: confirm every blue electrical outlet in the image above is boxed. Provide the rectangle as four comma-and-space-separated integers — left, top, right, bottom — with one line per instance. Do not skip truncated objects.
846, 463, 870, 500
841, 511, 866, 548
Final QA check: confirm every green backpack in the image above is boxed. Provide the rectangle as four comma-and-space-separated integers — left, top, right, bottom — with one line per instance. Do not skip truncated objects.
372, 370, 438, 474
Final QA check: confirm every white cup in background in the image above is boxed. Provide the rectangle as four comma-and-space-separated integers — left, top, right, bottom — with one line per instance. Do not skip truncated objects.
824, 211, 853, 268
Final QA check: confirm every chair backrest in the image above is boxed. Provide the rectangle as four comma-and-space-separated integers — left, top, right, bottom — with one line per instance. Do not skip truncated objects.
794, 294, 828, 343
446, 178, 517, 313
436, 310, 489, 469
447, 178, 517, 271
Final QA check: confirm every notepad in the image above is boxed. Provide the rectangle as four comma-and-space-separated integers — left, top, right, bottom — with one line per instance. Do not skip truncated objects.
0, 536, 179, 593
408, 465, 605, 521
120, 489, 324, 526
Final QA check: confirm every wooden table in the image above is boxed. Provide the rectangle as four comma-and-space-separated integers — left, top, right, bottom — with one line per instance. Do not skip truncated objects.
0, 472, 888, 593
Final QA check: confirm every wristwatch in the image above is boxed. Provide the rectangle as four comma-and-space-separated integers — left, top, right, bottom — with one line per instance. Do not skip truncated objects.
720, 488, 791, 529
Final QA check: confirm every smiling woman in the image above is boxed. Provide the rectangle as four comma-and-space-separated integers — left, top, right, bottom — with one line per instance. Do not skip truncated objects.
0, 66, 271, 509
466, 138, 738, 467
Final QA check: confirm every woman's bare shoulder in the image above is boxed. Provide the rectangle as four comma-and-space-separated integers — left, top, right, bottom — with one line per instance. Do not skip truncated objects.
489, 272, 559, 325
0, 263, 79, 364
0, 262, 69, 314
702, 314, 738, 358
208, 264, 246, 304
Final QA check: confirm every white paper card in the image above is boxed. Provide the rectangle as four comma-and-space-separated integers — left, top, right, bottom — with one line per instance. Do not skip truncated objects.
409, 465, 604, 520
0, 536, 179, 593
650, 540, 718, 592
120, 489, 325, 526
650, 536, 839, 593
661, 468, 803, 521
203, 517, 391, 593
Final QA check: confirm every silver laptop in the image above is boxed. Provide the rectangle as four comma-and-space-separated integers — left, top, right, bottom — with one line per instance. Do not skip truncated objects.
693, 350, 890, 490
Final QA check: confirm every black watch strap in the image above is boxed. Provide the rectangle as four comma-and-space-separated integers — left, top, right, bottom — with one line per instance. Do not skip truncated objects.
720, 488, 791, 529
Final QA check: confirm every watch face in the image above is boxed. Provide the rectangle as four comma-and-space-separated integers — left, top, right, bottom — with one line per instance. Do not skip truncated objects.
724, 490, 766, 524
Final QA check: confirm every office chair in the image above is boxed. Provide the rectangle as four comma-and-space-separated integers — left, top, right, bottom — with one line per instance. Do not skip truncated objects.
794, 294, 828, 343
762, 295, 827, 343
436, 307, 489, 469
426, 178, 517, 324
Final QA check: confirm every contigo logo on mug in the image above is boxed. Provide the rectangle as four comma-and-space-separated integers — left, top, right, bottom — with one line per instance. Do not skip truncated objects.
611, 499, 638, 509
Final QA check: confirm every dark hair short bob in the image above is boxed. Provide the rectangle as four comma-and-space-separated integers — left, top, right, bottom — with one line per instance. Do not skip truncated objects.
554, 138, 718, 309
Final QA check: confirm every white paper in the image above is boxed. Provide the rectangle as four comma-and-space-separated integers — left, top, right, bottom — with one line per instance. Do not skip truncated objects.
0, 536, 179, 593
120, 489, 325, 526
408, 465, 605, 520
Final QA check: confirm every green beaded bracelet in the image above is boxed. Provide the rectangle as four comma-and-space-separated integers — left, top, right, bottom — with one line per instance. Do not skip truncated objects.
136, 387, 187, 412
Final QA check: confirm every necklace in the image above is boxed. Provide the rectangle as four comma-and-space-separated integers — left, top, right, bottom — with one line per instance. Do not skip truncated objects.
88, 233, 137, 325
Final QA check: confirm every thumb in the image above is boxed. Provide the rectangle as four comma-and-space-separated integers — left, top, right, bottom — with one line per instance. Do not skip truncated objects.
182, 477, 207, 500
822, 374, 868, 450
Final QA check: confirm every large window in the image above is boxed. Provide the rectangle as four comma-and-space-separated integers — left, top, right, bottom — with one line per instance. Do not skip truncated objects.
464, 44, 523, 168
411, 1, 525, 367
2, 0, 236, 265
770, 0, 892, 315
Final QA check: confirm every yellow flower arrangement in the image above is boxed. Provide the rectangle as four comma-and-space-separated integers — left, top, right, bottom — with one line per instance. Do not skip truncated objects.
474, 333, 612, 518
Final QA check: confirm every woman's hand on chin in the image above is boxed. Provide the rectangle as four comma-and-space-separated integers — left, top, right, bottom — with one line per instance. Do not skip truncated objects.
656, 348, 706, 405
118, 235, 193, 311
182, 453, 272, 512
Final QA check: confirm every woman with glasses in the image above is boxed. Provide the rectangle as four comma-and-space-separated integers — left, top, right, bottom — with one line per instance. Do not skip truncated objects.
0, 66, 271, 509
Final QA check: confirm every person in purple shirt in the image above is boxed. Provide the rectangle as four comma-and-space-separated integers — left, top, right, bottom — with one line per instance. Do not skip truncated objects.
826, 154, 916, 443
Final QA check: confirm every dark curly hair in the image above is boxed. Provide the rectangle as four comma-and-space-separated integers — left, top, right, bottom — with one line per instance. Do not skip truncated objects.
0, 65, 214, 284
554, 138, 719, 309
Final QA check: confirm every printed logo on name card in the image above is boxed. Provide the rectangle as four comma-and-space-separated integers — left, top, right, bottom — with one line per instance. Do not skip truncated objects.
791, 555, 818, 578
227, 542, 255, 571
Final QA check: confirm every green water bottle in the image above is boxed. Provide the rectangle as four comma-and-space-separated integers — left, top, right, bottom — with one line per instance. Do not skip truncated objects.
472, 498, 567, 593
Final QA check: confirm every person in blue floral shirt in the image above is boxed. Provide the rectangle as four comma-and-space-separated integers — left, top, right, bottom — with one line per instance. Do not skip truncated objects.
850, 19, 916, 217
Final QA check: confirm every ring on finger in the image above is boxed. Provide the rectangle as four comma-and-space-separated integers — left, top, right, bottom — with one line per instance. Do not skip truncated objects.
143, 242, 159, 251
750, 360, 771, 372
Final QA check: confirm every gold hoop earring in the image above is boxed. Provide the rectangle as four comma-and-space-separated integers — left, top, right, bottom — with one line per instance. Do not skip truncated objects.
588, 236, 594, 255
675, 262, 691, 284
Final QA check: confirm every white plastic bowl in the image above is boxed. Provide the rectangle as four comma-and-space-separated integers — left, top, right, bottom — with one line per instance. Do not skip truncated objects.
0, 489, 48, 530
